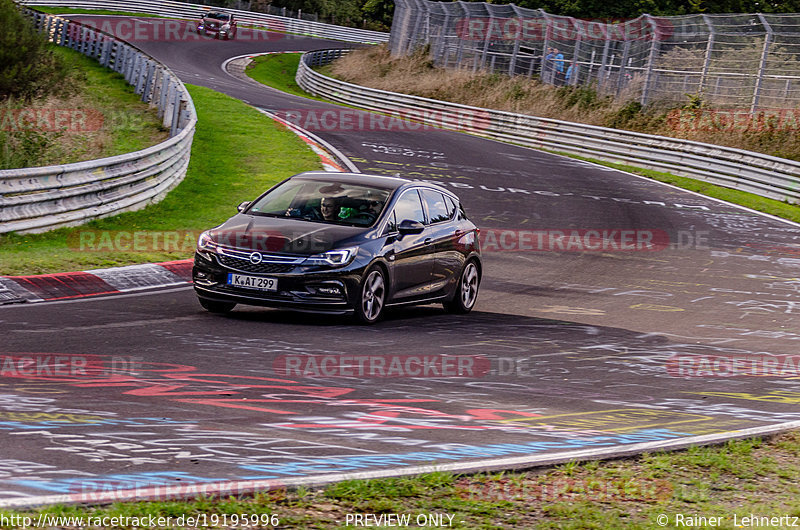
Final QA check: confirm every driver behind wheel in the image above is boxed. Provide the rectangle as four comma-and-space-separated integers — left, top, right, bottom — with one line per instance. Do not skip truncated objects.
320, 197, 341, 221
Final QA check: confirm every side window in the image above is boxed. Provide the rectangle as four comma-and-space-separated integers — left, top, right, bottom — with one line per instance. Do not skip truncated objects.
393, 190, 426, 225
421, 189, 450, 224
444, 195, 458, 220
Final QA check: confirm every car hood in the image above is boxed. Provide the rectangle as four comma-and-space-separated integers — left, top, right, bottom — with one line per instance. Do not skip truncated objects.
205, 214, 364, 256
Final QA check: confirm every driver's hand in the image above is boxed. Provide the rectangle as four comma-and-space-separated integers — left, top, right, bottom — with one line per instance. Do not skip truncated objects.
286, 207, 300, 217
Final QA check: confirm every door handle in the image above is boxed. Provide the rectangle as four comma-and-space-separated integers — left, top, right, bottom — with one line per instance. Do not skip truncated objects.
424, 238, 433, 245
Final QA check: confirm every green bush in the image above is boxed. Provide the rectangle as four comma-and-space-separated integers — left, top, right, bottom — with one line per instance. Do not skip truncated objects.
0, 0, 74, 102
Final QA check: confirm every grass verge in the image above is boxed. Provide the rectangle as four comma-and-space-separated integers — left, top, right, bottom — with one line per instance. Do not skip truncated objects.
245, 53, 328, 102
3, 433, 799, 528
0, 84, 322, 275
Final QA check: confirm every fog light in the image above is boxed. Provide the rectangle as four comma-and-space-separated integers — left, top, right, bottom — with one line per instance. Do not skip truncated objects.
317, 286, 342, 296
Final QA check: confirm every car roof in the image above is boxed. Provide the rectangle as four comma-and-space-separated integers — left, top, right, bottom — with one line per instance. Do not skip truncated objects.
289, 171, 455, 196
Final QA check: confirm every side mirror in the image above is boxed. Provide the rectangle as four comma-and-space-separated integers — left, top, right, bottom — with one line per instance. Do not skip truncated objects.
397, 219, 424, 235
237, 201, 251, 213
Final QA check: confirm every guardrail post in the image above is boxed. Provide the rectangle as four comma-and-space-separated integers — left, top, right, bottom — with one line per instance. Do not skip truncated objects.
58, 20, 67, 46
159, 73, 171, 119
142, 62, 156, 103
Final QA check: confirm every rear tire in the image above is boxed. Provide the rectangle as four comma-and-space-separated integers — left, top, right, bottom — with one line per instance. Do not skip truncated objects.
354, 267, 386, 324
443, 260, 480, 314
199, 298, 236, 314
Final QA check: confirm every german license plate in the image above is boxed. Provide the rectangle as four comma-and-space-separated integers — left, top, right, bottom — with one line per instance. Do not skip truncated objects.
227, 274, 277, 291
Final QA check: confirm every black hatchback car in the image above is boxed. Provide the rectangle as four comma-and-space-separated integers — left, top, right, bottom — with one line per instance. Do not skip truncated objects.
193, 172, 482, 323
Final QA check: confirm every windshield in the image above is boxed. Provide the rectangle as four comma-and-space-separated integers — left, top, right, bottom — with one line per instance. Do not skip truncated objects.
206, 12, 230, 20
248, 180, 392, 227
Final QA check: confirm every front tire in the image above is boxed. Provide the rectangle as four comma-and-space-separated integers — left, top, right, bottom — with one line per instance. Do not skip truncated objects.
443, 260, 480, 314
354, 267, 386, 324
199, 298, 236, 314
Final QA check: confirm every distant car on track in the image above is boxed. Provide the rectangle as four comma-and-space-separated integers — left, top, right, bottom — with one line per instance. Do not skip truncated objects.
197, 11, 237, 40
193, 172, 482, 323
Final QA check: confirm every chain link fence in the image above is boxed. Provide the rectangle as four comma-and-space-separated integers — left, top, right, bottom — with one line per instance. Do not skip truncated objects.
390, 0, 800, 111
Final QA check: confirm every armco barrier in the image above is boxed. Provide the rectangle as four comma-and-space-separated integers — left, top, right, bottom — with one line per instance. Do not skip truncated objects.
18, 0, 388, 44
296, 49, 800, 205
0, 9, 196, 234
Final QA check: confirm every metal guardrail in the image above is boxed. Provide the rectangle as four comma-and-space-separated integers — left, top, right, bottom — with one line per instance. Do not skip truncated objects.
0, 9, 197, 234
297, 49, 800, 204
19, 0, 388, 44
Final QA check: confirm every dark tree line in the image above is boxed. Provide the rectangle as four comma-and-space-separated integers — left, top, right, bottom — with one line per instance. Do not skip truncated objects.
268, 0, 800, 29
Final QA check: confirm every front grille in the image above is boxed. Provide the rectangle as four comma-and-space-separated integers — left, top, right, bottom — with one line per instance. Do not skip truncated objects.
216, 254, 295, 274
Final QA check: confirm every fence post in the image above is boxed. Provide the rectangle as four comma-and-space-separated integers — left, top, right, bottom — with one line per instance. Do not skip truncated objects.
596, 23, 612, 89
541, 11, 552, 82
699, 14, 715, 98
438, 11, 451, 67
455, 2, 469, 67
751, 14, 773, 113
640, 15, 661, 106
615, 40, 631, 96
479, 5, 494, 70
507, 5, 525, 76
570, 18, 582, 86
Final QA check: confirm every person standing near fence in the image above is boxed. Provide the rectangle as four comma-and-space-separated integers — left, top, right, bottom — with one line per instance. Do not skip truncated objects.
554, 48, 565, 86
565, 61, 576, 85
543, 47, 555, 83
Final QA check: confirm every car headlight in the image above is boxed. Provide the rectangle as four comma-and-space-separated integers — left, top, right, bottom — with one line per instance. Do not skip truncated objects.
197, 231, 217, 254
222, 24, 230, 30
302, 247, 358, 268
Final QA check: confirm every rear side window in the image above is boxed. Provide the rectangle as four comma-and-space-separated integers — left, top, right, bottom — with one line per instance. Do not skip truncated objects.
393, 190, 426, 225
420, 189, 450, 224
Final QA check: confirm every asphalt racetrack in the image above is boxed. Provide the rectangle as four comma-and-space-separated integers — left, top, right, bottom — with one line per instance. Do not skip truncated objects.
1, 16, 800, 506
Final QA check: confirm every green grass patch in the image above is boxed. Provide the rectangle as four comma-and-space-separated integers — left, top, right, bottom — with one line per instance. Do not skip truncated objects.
556, 152, 800, 224
0, 84, 322, 275
3, 433, 800, 528
244, 53, 327, 101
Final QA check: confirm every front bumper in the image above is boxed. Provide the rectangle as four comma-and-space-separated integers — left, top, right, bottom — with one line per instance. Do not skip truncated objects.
193, 252, 364, 314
